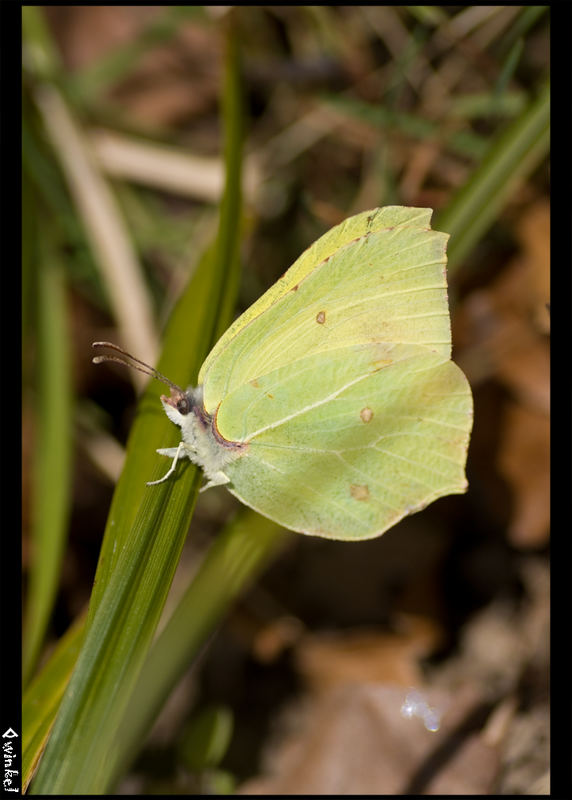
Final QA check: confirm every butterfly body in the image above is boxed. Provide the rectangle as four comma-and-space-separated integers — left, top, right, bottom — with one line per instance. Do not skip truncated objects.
157, 386, 245, 490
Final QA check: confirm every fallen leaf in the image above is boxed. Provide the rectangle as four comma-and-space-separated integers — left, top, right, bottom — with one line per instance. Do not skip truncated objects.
497, 402, 550, 548
294, 614, 441, 692
238, 683, 500, 795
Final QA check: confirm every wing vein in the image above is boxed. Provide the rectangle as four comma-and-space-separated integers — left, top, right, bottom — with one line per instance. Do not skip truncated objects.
246, 368, 376, 439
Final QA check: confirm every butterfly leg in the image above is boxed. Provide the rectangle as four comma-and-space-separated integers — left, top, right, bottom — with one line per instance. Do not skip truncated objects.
147, 441, 185, 486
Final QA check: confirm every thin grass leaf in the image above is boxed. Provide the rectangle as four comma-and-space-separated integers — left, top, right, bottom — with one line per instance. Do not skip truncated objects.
86, 17, 244, 617
22, 154, 35, 349
23, 243, 73, 685
29, 21, 244, 795
30, 473, 201, 794
323, 96, 489, 160
406, 6, 449, 27
22, 96, 87, 261
24, 6, 158, 377
493, 37, 524, 101
106, 509, 289, 790
22, 613, 86, 791
448, 90, 527, 119
34, 85, 159, 381
179, 706, 235, 773
497, 6, 548, 56
435, 79, 549, 271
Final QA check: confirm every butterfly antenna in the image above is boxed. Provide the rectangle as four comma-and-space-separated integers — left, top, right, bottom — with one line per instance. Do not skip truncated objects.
92, 341, 184, 394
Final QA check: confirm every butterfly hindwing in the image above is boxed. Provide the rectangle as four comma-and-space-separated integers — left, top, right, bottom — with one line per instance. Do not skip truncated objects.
220, 342, 472, 539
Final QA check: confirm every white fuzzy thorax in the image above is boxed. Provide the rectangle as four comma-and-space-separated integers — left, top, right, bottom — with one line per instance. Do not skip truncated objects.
154, 386, 243, 489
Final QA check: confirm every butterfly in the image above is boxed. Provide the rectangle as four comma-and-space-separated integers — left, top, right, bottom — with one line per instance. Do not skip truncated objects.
93, 206, 473, 541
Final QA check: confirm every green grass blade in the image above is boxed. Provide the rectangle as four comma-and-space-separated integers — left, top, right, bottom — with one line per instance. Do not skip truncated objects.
406, 6, 449, 27
106, 510, 289, 790
22, 613, 86, 791
86, 18, 244, 620
29, 21, 244, 795
30, 476, 200, 794
323, 95, 490, 160
24, 7, 158, 376
435, 80, 549, 272
23, 243, 73, 685
22, 153, 35, 347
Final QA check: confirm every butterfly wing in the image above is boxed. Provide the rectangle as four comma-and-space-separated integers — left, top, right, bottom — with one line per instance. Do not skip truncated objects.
200, 210, 451, 415
197, 206, 472, 539
220, 341, 472, 540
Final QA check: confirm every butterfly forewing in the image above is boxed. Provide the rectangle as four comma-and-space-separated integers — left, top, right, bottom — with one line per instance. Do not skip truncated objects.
201, 223, 450, 414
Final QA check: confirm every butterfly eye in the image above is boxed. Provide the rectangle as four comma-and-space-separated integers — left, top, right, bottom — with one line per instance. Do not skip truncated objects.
175, 394, 192, 415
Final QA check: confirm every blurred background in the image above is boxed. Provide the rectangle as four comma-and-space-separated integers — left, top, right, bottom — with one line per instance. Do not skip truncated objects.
22, 6, 549, 795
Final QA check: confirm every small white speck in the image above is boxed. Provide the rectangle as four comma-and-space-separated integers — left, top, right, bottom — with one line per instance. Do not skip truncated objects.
400, 689, 442, 733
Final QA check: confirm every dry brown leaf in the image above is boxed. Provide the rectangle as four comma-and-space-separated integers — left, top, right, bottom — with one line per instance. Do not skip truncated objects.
238, 683, 500, 795
399, 140, 441, 203
47, 7, 222, 127
516, 201, 550, 334
454, 263, 549, 413
453, 199, 550, 407
244, 560, 549, 795
497, 402, 550, 548
109, 24, 222, 127
47, 6, 162, 70
498, 706, 550, 795
431, 557, 549, 699
517, 558, 549, 673
452, 200, 550, 549
253, 615, 305, 664
294, 614, 441, 692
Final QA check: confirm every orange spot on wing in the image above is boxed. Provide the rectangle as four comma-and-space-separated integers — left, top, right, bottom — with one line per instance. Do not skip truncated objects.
316, 311, 326, 324
360, 407, 373, 423
350, 484, 370, 501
